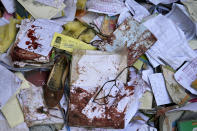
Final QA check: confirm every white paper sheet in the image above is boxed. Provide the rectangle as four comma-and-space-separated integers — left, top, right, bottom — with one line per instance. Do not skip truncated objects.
144, 14, 197, 70
86, 0, 127, 16
17, 19, 63, 56
0, 65, 21, 109
125, 0, 150, 22
174, 58, 197, 95
1, 0, 15, 14
149, 73, 172, 106
166, 4, 196, 40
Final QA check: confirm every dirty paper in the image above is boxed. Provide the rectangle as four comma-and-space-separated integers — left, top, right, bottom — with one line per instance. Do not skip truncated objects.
17, 0, 66, 19
17, 19, 63, 56
51, 33, 97, 53
144, 14, 197, 70
174, 58, 197, 95
182, 0, 197, 22
17, 85, 64, 127
99, 17, 156, 66
52, 0, 77, 25
0, 65, 21, 109
69, 50, 129, 128
149, 73, 172, 106
162, 66, 190, 105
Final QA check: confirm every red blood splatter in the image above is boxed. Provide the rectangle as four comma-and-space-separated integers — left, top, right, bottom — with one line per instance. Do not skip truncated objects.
26, 28, 42, 50
26, 41, 30, 45
31, 25, 40, 28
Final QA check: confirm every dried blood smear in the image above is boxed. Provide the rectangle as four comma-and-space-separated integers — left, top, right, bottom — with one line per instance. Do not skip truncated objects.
25, 25, 42, 50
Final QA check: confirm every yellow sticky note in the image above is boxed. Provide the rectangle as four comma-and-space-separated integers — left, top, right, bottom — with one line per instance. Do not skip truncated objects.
1, 73, 30, 128
51, 32, 97, 53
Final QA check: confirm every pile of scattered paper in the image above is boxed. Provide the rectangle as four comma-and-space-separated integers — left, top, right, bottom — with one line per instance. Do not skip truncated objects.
0, 0, 197, 131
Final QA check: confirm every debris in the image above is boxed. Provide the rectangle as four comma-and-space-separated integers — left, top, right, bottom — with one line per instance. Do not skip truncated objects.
86, 0, 127, 16
17, 0, 66, 19
35, 0, 65, 9
144, 14, 197, 70
149, 73, 172, 106
139, 91, 153, 110
182, 0, 197, 22
1, 73, 30, 128
162, 66, 190, 105
0, 65, 21, 109
68, 49, 128, 128
99, 17, 157, 66
166, 4, 196, 40
191, 78, 197, 90
17, 84, 64, 127
1, 0, 15, 14
0, 18, 19, 53
125, 0, 150, 22
44, 54, 69, 107
51, 33, 96, 53
174, 58, 197, 95
0, 0, 197, 130
10, 19, 62, 67
100, 15, 118, 36
0, 112, 29, 131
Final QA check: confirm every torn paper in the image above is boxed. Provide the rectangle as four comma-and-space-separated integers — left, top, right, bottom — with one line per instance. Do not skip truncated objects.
149, 73, 172, 106
86, 0, 127, 16
144, 14, 197, 70
0, 65, 21, 109
125, 0, 150, 22
174, 58, 197, 95
16, 19, 63, 56
53, 0, 77, 25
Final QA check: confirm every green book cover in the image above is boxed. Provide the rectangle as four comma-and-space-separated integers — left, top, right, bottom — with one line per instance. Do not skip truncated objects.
178, 120, 197, 131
